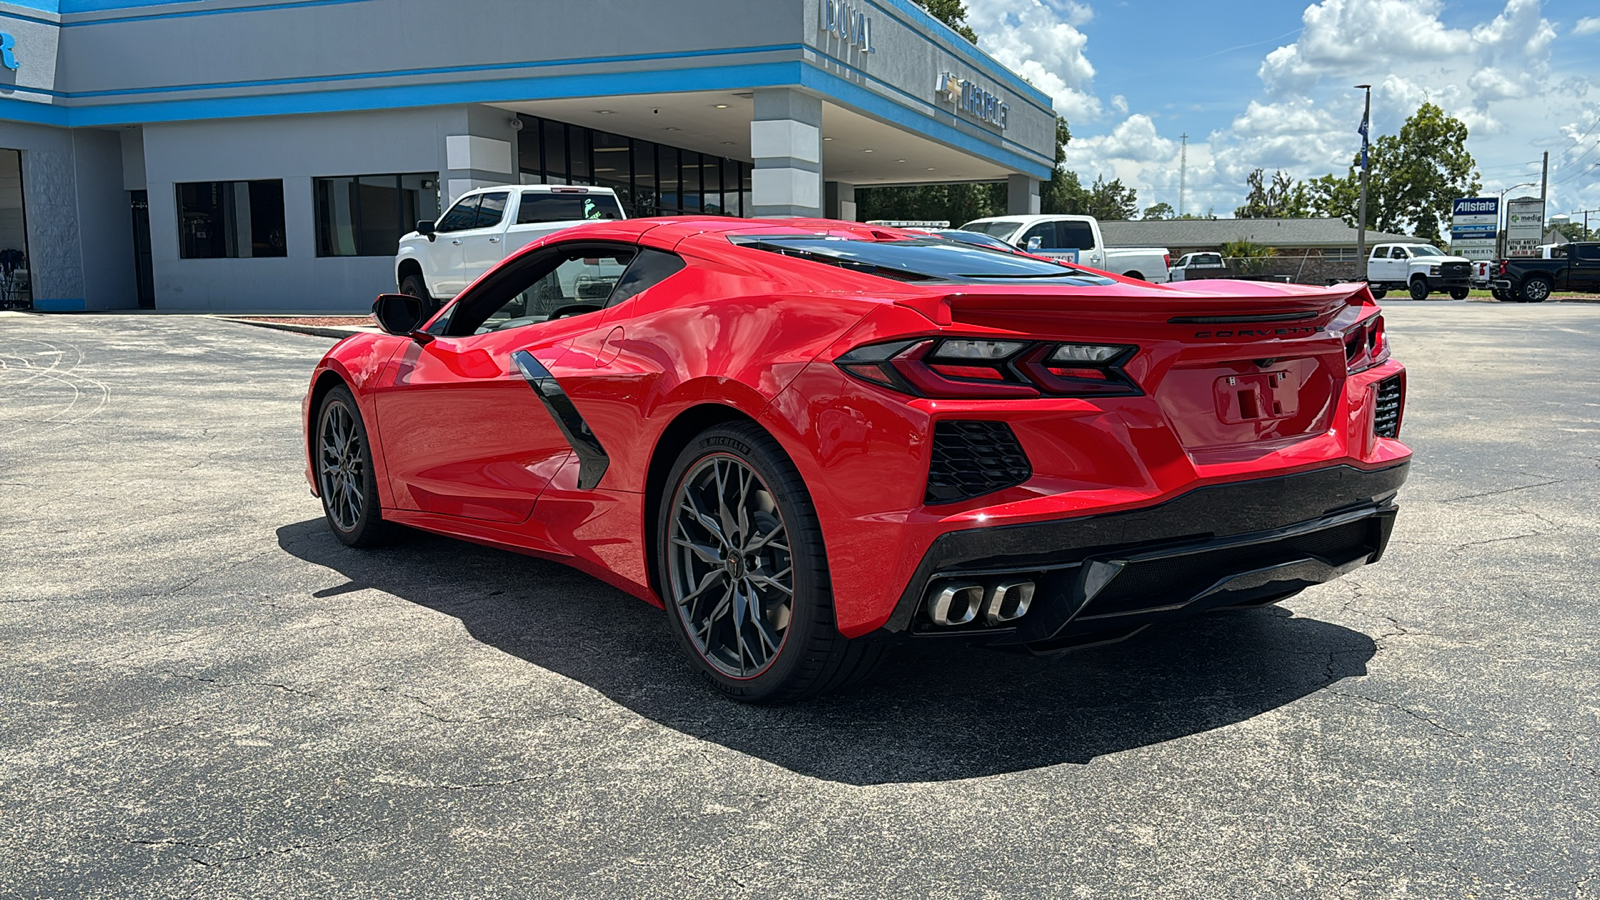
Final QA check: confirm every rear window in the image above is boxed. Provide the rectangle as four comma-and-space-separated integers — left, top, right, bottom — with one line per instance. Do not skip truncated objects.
517, 192, 624, 224
729, 235, 1116, 284
959, 220, 1024, 240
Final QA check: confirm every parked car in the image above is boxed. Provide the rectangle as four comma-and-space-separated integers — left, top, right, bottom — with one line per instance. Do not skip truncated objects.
1365, 243, 1472, 300
1168, 251, 1226, 282
1491, 241, 1600, 302
396, 185, 625, 309
958, 214, 1172, 282
306, 218, 1410, 702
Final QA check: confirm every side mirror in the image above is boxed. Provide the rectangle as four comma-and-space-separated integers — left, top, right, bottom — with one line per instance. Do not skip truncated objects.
416, 219, 437, 242
373, 293, 431, 342
1026, 236, 1043, 251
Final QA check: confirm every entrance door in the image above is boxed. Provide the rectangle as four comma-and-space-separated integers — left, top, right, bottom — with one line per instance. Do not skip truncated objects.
0, 148, 31, 310
130, 191, 154, 309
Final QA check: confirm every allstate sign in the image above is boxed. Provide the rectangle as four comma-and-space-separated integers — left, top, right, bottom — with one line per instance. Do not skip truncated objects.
1453, 197, 1499, 217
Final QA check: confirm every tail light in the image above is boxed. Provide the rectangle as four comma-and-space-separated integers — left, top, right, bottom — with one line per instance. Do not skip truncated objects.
1163, 253, 1171, 270
836, 337, 1140, 399
1344, 314, 1390, 374
1498, 260, 1508, 276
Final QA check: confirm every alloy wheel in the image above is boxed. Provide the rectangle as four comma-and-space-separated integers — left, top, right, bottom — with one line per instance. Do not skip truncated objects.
318, 402, 366, 532
667, 454, 794, 679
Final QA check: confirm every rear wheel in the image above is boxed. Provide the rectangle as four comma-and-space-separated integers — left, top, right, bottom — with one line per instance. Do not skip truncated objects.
1449, 287, 1470, 300
1369, 286, 1387, 300
1519, 276, 1552, 303
1123, 271, 1145, 281
315, 386, 391, 548
657, 422, 884, 703
1408, 278, 1430, 301
1491, 288, 1509, 301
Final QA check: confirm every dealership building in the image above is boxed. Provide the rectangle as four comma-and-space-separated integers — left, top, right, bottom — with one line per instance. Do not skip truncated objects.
0, 0, 1055, 311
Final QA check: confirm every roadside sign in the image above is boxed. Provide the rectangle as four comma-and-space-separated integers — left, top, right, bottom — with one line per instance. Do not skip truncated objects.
1452, 197, 1502, 260
1504, 198, 1545, 257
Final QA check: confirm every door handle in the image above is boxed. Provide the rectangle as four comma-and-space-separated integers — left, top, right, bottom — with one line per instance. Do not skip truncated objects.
451, 239, 464, 245
488, 237, 501, 244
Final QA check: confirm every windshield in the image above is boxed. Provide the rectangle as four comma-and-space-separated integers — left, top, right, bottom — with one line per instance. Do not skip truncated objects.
927, 229, 1014, 251
1408, 245, 1447, 257
957, 220, 1024, 240
729, 235, 1117, 284
517, 192, 624, 224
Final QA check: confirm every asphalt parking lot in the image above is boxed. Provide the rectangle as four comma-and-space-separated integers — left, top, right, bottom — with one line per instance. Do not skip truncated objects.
3, 302, 1597, 898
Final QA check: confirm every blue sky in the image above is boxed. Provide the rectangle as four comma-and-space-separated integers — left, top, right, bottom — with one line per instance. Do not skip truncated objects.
963, 0, 1600, 223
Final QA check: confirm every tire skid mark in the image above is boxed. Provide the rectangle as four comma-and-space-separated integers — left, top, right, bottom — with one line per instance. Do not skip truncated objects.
0, 337, 110, 436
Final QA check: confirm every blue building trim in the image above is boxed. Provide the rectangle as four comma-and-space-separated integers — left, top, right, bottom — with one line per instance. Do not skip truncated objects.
0, 56, 1050, 177
31, 297, 87, 311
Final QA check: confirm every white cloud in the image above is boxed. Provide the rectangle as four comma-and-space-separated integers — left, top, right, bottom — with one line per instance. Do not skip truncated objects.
966, 0, 1100, 120
1575, 17, 1600, 36
1259, 0, 1472, 95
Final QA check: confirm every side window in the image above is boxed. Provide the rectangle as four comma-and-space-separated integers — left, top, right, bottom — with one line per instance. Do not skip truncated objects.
1371, 246, 1387, 259
474, 248, 637, 334
1057, 221, 1096, 250
435, 196, 480, 233
1575, 245, 1598, 261
1391, 247, 1408, 260
607, 248, 687, 308
475, 192, 510, 228
1019, 222, 1056, 250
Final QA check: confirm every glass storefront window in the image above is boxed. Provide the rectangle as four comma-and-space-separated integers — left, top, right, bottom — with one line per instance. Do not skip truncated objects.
314, 172, 440, 257
514, 114, 750, 219
177, 180, 287, 259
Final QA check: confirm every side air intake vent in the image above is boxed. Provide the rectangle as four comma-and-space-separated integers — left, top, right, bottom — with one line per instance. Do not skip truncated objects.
1374, 375, 1403, 438
926, 421, 1032, 504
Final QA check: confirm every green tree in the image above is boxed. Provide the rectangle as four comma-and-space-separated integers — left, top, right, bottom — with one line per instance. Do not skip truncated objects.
1040, 117, 1084, 214
1221, 239, 1274, 274
1084, 175, 1139, 220
1305, 102, 1480, 242
1235, 169, 1310, 218
1142, 202, 1175, 220
912, 0, 978, 42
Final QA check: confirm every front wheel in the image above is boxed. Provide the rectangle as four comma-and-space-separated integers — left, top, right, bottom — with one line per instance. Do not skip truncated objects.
1449, 287, 1470, 300
315, 386, 391, 548
1519, 277, 1552, 303
657, 422, 883, 703
399, 272, 439, 317
1491, 288, 1508, 301
1408, 278, 1430, 301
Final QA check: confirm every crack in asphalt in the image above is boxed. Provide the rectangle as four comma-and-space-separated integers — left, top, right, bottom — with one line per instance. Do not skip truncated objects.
127, 826, 380, 868
1440, 479, 1564, 503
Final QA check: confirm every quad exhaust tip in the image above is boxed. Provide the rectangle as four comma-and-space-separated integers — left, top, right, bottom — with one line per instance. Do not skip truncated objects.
926, 578, 1036, 627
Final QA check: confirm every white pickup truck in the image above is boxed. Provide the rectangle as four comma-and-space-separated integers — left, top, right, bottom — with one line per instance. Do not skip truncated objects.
1168, 251, 1226, 282
396, 184, 625, 308
1364, 242, 1472, 301
958, 214, 1172, 282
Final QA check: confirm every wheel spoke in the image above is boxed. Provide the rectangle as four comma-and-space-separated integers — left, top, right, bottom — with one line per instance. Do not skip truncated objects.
744, 524, 787, 555
748, 573, 792, 597
671, 534, 724, 567
680, 491, 728, 549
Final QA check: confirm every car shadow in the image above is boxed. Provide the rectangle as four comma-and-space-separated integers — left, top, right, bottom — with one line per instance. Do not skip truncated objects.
277, 520, 1376, 786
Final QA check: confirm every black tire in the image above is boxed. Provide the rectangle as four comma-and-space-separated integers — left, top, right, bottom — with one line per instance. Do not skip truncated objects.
1123, 271, 1145, 281
1369, 286, 1387, 300
656, 422, 884, 703
1408, 278, 1430, 301
315, 385, 391, 548
399, 272, 439, 316
1449, 287, 1470, 300
1491, 288, 1508, 301
1519, 276, 1552, 303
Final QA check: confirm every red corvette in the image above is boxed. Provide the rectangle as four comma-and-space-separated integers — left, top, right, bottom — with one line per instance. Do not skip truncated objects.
304, 217, 1410, 702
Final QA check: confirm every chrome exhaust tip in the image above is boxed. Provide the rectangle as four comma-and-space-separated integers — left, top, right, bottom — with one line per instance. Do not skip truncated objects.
985, 579, 1035, 625
926, 581, 984, 627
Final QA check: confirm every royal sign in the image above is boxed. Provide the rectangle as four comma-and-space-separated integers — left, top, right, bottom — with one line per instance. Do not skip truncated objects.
820, 0, 876, 54
939, 73, 1009, 130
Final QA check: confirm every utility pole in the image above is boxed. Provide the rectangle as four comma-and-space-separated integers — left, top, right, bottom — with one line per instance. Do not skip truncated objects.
1355, 85, 1371, 280
1178, 133, 1188, 218
1540, 150, 1549, 239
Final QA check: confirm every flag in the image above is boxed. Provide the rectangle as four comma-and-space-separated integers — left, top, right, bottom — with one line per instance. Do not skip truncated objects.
1358, 111, 1369, 169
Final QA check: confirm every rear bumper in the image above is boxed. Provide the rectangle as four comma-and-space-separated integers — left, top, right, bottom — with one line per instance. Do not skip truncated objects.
880, 462, 1408, 653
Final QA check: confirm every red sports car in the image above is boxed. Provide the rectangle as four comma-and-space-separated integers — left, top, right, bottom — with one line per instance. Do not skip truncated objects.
304, 218, 1410, 703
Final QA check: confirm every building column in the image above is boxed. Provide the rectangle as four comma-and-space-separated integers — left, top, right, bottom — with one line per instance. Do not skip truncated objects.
1008, 174, 1041, 216
751, 88, 823, 218
825, 181, 856, 221
444, 107, 520, 203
